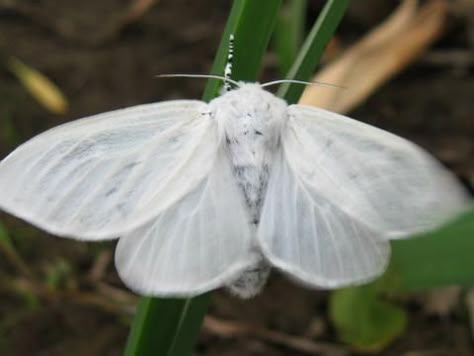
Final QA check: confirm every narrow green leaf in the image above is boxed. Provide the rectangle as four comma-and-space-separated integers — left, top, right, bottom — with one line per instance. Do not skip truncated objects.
330, 283, 407, 352
0, 114, 21, 147
277, 0, 349, 103
0, 221, 12, 247
125, 294, 211, 356
273, 0, 307, 76
125, 1, 282, 355
0, 221, 32, 277
203, 0, 282, 101
391, 208, 474, 290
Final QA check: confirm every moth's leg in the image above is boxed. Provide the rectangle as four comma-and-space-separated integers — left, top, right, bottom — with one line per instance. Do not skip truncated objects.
226, 255, 271, 298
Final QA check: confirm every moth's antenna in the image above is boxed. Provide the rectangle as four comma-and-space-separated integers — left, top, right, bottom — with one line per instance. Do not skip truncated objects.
223, 34, 235, 92
156, 74, 240, 88
261, 79, 345, 89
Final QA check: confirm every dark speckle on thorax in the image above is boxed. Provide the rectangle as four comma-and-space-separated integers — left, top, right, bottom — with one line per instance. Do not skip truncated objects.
225, 119, 273, 226
211, 84, 286, 227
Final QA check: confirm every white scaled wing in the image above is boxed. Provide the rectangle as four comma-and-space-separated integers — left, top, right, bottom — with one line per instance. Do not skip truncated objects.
258, 105, 468, 288
0, 101, 218, 240
115, 148, 256, 296
258, 149, 390, 287
284, 105, 467, 238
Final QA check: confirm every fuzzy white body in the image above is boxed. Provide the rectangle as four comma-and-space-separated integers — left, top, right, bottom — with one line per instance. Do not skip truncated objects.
209, 84, 287, 297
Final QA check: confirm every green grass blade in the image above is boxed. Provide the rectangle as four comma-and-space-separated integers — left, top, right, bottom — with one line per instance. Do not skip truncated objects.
125, 1, 282, 355
203, 0, 282, 100
273, 0, 307, 76
125, 294, 211, 356
277, 0, 349, 103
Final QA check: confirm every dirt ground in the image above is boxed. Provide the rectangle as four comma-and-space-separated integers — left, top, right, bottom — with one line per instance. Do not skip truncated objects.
0, 1, 473, 355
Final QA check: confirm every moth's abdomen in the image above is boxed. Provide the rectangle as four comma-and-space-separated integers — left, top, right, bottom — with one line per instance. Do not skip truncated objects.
229, 147, 270, 225
226, 258, 271, 298
224, 126, 274, 297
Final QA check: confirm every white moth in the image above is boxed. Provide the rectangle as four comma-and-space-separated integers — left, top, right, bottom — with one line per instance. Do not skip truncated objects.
0, 82, 468, 298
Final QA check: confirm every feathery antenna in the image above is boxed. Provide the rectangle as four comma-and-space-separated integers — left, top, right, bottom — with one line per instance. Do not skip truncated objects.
223, 34, 235, 92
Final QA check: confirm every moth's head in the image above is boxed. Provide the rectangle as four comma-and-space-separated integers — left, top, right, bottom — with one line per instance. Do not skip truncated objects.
212, 82, 288, 124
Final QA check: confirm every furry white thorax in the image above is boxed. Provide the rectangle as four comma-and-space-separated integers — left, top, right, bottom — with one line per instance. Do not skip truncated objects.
209, 83, 288, 297
210, 83, 287, 224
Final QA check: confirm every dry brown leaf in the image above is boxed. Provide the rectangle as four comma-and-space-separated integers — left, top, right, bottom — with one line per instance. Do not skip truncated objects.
299, 0, 447, 114
122, 0, 158, 24
419, 287, 462, 316
7, 56, 69, 115
88, 250, 112, 282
